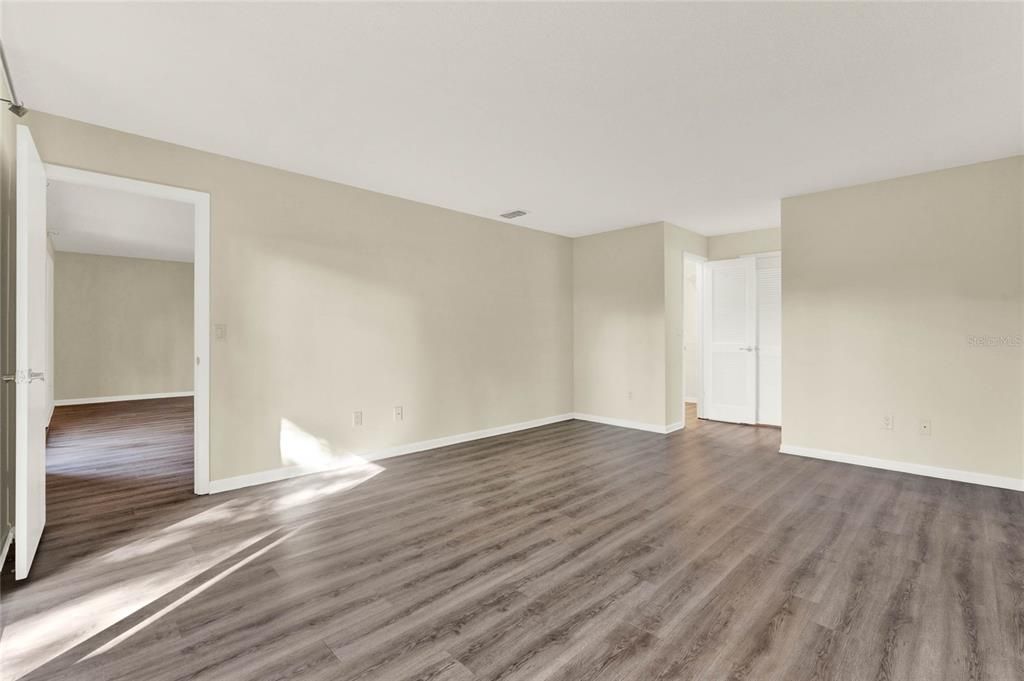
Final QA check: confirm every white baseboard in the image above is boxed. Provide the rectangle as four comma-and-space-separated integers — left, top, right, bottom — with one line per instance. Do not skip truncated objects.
780, 443, 1024, 492
208, 462, 352, 493
360, 413, 576, 462
664, 421, 685, 434
0, 528, 13, 570
572, 413, 680, 435
208, 413, 576, 494
55, 391, 194, 406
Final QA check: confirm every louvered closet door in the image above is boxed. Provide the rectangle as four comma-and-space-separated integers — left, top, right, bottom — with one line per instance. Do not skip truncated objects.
702, 257, 757, 424
756, 255, 782, 426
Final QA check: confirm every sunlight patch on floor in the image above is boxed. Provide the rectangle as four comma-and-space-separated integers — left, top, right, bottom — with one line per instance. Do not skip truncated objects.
277, 418, 384, 509
81, 527, 297, 662
1, 440, 383, 681
96, 498, 257, 565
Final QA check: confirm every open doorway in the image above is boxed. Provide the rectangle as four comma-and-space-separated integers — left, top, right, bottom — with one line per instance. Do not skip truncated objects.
45, 167, 210, 493
700, 252, 781, 427
682, 252, 705, 426
47, 177, 196, 504
6, 149, 210, 581
44, 164, 211, 499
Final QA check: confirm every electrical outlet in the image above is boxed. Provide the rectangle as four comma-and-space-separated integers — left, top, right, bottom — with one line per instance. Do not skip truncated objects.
919, 419, 932, 436
352, 411, 363, 427
214, 323, 227, 340
881, 414, 893, 430
628, 391, 633, 401
394, 406, 404, 422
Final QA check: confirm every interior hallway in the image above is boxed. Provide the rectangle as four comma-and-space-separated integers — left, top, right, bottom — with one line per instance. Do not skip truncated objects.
1, 403, 1021, 681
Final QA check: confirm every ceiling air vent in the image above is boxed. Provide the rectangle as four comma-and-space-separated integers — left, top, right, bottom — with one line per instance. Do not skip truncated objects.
500, 210, 528, 219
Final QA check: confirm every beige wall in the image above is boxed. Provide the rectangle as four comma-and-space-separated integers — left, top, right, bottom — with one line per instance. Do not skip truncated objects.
22, 113, 1020, 490
54, 252, 194, 401
782, 156, 1023, 482
26, 112, 574, 481
572, 220, 708, 430
573, 222, 666, 427
708, 227, 780, 260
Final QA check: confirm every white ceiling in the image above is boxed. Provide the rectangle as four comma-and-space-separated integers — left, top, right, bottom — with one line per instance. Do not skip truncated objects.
47, 180, 195, 262
7, 2, 1022, 237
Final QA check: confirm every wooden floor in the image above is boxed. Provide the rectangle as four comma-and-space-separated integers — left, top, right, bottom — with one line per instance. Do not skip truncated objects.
1, 400, 1022, 681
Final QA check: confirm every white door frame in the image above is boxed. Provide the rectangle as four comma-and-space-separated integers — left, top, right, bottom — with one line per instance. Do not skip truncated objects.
682, 252, 706, 419
43, 164, 211, 494
754, 250, 782, 427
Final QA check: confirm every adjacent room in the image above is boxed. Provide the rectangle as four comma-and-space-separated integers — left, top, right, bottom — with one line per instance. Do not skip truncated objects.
47, 175, 198, 508
0, 3, 1021, 681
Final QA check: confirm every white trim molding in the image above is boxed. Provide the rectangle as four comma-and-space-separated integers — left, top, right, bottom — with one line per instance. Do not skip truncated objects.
360, 414, 575, 462
54, 391, 194, 406
572, 413, 682, 435
209, 463, 348, 494
780, 444, 1024, 492
209, 413, 576, 493
209, 411, 695, 495
44, 163, 211, 496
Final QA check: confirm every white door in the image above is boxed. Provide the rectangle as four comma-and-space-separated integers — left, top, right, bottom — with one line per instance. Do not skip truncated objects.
14, 125, 48, 580
702, 257, 757, 424
756, 255, 782, 426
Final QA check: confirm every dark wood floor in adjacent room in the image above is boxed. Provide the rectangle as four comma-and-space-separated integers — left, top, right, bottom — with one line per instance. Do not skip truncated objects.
1, 399, 1022, 681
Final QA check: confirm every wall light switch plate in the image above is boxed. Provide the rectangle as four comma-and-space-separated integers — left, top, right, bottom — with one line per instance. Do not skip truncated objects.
353, 411, 363, 427
214, 324, 228, 340
394, 406, 404, 422
882, 414, 894, 430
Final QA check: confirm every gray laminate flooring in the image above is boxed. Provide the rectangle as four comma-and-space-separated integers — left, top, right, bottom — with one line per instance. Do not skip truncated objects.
0, 400, 1021, 681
